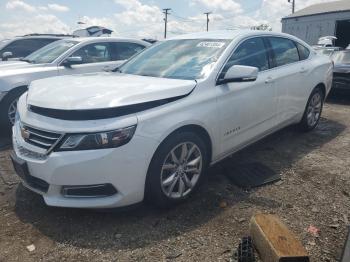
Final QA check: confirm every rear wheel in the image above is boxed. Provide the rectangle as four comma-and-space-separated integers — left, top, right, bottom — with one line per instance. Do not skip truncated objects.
299, 87, 324, 131
145, 132, 208, 208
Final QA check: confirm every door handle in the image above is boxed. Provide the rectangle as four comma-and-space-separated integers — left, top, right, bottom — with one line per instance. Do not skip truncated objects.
265, 77, 274, 84
299, 67, 308, 73
103, 66, 111, 72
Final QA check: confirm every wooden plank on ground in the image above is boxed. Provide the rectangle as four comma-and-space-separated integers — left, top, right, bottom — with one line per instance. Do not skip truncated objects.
250, 214, 309, 262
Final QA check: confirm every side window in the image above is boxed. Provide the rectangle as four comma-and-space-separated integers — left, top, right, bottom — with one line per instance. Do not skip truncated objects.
268, 37, 300, 67
1, 39, 57, 57
221, 37, 269, 77
70, 42, 111, 64
110, 42, 146, 61
296, 43, 310, 61
30, 38, 59, 50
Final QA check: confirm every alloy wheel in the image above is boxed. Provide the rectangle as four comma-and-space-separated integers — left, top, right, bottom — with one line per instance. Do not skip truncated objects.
160, 142, 203, 199
8, 98, 18, 125
306, 92, 322, 127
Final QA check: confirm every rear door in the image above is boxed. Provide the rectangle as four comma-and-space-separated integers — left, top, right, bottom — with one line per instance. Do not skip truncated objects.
266, 37, 311, 124
216, 37, 277, 154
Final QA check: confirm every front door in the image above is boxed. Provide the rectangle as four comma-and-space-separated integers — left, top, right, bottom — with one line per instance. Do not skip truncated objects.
216, 37, 277, 155
58, 42, 123, 76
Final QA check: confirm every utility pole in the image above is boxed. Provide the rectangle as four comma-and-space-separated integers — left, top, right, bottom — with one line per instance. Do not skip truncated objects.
288, 0, 295, 13
163, 8, 171, 39
204, 12, 211, 31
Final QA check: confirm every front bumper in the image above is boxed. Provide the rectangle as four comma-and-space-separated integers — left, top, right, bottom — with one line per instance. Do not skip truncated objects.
12, 123, 158, 208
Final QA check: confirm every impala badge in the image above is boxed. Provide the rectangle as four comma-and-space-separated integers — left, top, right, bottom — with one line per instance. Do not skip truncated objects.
21, 127, 30, 139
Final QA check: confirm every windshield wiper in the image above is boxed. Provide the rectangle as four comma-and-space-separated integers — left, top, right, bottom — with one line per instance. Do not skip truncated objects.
112, 67, 122, 73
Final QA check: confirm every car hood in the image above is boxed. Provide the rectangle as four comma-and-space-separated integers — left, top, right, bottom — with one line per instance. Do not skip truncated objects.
0, 61, 49, 77
27, 72, 196, 110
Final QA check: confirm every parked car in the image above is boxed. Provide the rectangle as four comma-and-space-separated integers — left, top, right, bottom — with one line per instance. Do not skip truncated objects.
11, 30, 333, 209
73, 26, 113, 37
315, 48, 337, 56
0, 37, 150, 129
331, 50, 350, 90
313, 36, 337, 48
0, 34, 72, 61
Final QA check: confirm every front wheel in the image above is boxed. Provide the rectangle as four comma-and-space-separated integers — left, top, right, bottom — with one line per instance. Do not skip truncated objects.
0, 87, 27, 133
145, 132, 208, 208
299, 87, 324, 131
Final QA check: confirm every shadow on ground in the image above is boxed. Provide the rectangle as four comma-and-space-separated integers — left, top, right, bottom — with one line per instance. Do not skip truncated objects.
327, 89, 350, 106
0, 131, 11, 151
13, 116, 345, 251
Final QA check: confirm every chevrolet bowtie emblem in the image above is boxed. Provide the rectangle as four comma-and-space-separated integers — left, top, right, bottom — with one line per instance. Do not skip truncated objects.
21, 127, 30, 139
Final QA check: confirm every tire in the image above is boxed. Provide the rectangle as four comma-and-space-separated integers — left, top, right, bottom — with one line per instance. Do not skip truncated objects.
145, 131, 209, 208
298, 87, 324, 132
0, 87, 27, 134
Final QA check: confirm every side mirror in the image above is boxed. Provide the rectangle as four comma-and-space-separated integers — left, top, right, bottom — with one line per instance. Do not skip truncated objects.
218, 65, 259, 85
2, 51, 13, 61
62, 56, 83, 67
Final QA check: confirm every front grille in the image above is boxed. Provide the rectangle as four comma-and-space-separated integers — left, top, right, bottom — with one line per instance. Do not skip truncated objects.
22, 125, 63, 152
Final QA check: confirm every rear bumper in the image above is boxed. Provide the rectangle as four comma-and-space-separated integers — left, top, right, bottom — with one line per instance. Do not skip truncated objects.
332, 72, 350, 90
333, 78, 350, 90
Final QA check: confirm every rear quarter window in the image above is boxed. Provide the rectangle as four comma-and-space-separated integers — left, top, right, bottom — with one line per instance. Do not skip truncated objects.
296, 43, 310, 60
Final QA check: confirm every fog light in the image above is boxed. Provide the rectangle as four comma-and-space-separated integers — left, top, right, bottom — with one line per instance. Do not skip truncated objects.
61, 183, 117, 198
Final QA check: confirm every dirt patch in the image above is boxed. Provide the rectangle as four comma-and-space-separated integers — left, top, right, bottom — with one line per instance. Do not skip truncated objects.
1, 95, 350, 262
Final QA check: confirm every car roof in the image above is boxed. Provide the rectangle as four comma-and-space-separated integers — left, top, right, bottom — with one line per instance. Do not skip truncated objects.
169, 30, 296, 41
67, 37, 150, 45
15, 35, 71, 39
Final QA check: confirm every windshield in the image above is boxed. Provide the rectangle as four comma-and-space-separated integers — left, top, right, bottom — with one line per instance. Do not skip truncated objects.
332, 51, 350, 64
119, 39, 231, 80
24, 39, 78, 64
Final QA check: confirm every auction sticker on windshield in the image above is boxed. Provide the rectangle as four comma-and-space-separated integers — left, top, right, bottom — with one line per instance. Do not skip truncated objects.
197, 42, 226, 48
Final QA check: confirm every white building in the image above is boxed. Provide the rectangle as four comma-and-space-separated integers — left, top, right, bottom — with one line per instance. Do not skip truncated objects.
282, 0, 350, 48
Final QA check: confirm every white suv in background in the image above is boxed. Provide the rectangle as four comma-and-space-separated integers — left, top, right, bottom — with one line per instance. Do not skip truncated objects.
0, 37, 150, 129
11, 30, 333, 209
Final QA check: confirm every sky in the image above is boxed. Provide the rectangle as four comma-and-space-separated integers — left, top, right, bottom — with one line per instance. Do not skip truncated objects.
0, 0, 341, 40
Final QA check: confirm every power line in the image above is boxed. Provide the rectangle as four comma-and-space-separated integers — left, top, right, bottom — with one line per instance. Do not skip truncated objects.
288, 0, 295, 13
163, 8, 171, 39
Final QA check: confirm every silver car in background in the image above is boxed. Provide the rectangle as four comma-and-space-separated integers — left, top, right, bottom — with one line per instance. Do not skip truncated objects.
0, 37, 150, 130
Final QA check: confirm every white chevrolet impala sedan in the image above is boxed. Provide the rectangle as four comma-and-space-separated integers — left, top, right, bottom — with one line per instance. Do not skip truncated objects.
11, 30, 333, 208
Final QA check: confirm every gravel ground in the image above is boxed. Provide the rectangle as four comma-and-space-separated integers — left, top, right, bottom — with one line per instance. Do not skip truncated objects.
0, 94, 350, 262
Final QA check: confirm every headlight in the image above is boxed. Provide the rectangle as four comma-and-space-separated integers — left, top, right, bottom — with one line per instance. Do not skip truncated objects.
57, 125, 136, 151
